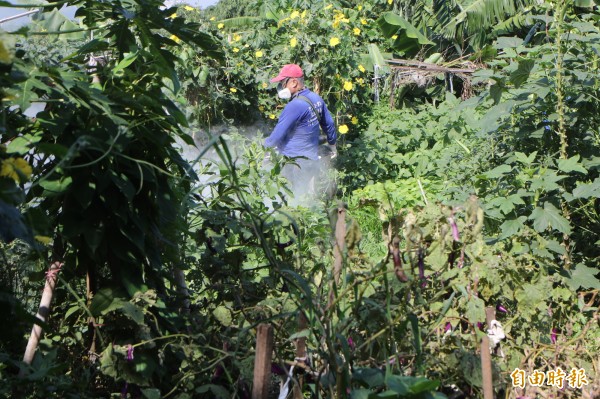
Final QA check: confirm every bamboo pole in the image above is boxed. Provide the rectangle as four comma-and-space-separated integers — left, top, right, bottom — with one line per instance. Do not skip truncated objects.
252, 324, 274, 399
21, 262, 62, 372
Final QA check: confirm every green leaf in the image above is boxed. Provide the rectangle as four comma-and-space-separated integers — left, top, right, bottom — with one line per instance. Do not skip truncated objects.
377, 13, 434, 55
353, 368, 385, 388
213, 306, 232, 326
509, 59, 534, 88
483, 164, 511, 178
499, 216, 527, 239
465, 296, 485, 325
39, 177, 73, 195
494, 36, 522, 49
351, 389, 372, 399
141, 388, 161, 399
557, 155, 588, 174
529, 202, 571, 235
563, 264, 600, 290
572, 178, 600, 199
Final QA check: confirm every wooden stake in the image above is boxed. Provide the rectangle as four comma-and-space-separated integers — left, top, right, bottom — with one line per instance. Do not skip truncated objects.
21, 262, 62, 372
481, 306, 496, 399
481, 335, 494, 399
293, 312, 308, 399
252, 324, 274, 399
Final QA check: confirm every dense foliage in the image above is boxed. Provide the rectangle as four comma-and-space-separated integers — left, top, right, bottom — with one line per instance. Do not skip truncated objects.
0, 0, 599, 398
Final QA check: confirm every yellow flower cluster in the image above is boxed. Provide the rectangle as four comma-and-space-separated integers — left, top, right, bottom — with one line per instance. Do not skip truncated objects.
1, 157, 32, 183
218, 23, 224, 29
255, 50, 263, 58
184, 5, 195, 11
230, 88, 237, 93
358, 64, 366, 73
339, 125, 349, 134
351, 116, 359, 125
353, 27, 361, 36
332, 10, 350, 29
343, 81, 353, 91
329, 37, 340, 47
290, 37, 297, 48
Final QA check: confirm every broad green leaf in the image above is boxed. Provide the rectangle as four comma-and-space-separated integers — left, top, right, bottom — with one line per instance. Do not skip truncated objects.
494, 36, 522, 49
377, 13, 434, 55
563, 264, 600, 290
529, 203, 571, 235
141, 388, 161, 399
350, 389, 371, 399
499, 216, 527, 239
557, 155, 587, 174
213, 306, 232, 326
572, 178, 600, 199
465, 296, 485, 325
39, 177, 73, 194
353, 368, 385, 388
195, 384, 230, 398
483, 164, 511, 178
509, 59, 535, 88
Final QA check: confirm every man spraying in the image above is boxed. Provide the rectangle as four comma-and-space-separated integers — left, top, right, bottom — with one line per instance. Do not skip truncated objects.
264, 64, 337, 197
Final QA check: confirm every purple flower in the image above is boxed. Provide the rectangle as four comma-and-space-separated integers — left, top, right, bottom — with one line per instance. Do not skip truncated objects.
477, 322, 484, 330
496, 304, 508, 313
126, 345, 134, 361
347, 337, 355, 351
444, 322, 452, 333
551, 328, 558, 344
448, 217, 460, 242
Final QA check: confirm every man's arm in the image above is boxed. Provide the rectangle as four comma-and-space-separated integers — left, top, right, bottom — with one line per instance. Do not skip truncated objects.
320, 103, 337, 145
264, 102, 302, 148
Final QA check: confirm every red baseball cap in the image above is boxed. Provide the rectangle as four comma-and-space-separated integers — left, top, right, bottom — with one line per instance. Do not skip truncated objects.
270, 64, 304, 83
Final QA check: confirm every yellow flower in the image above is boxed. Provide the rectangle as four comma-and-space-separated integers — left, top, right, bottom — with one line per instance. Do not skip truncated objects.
290, 10, 300, 19
184, 5, 194, 11
358, 64, 366, 73
356, 77, 365, 85
388, 0, 393, 4
230, 88, 237, 93
353, 27, 361, 35
210, 16, 216, 21
343, 81, 353, 91
259, 105, 265, 111
170, 34, 181, 43
358, 5, 363, 11
0, 157, 32, 183
301, 10, 307, 19
255, 50, 263, 58
34, 235, 52, 245
233, 34, 241, 42
361, 18, 367, 25
351, 116, 359, 125
329, 37, 340, 46
169, 12, 177, 19
269, 114, 276, 119
218, 23, 224, 29
338, 124, 349, 134
232, 47, 240, 53
392, 35, 398, 40
262, 82, 268, 89
244, 44, 249, 48
290, 37, 297, 48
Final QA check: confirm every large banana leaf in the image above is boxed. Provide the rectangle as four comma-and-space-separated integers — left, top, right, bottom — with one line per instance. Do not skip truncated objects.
377, 12, 434, 56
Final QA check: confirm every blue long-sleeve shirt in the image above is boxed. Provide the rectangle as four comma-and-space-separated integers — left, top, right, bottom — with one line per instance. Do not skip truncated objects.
264, 88, 336, 160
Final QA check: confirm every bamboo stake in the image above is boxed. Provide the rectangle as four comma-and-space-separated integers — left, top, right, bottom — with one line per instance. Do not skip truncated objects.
21, 262, 62, 373
252, 324, 274, 399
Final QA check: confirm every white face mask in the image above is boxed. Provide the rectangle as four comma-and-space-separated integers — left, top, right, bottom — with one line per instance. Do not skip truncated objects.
277, 87, 292, 100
